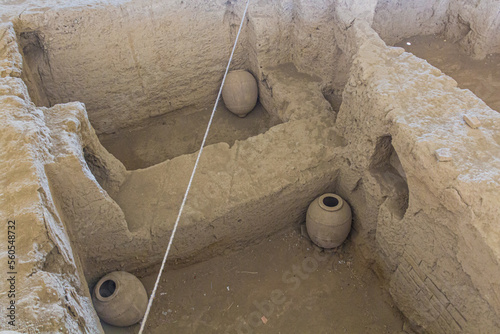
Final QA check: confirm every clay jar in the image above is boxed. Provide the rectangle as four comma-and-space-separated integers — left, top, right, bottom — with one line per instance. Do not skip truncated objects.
92, 271, 148, 327
222, 70, 258, 117
306, 193, 352, 248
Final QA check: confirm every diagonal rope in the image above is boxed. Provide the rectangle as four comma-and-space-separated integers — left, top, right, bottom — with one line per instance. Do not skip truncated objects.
138, 1, 251, 332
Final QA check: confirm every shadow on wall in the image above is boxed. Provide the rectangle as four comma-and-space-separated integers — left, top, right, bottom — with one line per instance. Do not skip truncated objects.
18, 30, 52, 107
321, 84, 343, 120
369, 135, 409, 219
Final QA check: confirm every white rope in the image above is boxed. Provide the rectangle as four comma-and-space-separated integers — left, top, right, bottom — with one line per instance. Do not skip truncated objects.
138, 1, 251, 332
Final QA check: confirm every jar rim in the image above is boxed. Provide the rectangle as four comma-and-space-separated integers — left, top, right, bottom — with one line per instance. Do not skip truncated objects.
95, 276, 120, 302
318, 193, 344, 212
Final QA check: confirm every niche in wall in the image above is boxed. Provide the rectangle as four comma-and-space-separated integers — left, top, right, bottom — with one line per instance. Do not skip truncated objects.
369, 135, 409, 219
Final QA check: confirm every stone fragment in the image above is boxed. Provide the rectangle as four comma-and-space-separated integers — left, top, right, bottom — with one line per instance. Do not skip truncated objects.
435, 148, 453, 162
463, 114, 481, 129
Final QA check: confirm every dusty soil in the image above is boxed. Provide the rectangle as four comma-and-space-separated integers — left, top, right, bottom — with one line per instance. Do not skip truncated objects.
395, 35, 500, 113
101, 228, 405, 334
99, 102, 281, 170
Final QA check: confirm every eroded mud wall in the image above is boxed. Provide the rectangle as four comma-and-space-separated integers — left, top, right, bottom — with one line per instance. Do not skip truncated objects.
445, 0, 500, 59
335, 17, 500, 333
0, 23, 103, 333
372, 0, 450, 45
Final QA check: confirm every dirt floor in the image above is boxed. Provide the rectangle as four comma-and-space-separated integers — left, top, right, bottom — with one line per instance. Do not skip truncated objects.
99, 102, 281, 170
100, 228, 405, 334
395, 35, 500, 113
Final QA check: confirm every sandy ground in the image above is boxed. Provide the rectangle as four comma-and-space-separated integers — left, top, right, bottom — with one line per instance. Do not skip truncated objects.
101, 228, 405, 334
99, 102, 281, 170
395, 35, 500, 113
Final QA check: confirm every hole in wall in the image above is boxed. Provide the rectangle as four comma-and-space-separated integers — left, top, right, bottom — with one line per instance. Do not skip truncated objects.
370, 135, 409, 219
83, 147, 109, 185
322, 84, 343, 116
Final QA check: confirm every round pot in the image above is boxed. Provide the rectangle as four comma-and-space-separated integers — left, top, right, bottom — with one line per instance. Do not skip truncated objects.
222, 70, 258, 117
306, 193, 352, 248
92, 271, 148, 327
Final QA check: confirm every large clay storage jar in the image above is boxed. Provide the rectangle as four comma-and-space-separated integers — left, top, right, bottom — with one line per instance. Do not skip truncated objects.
306, 193, 352, 248
92, 271, 148, 327
222, 70, 258, 117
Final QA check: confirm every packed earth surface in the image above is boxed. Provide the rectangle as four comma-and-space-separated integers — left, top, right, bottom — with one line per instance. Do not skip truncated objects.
103, 229, 405, 334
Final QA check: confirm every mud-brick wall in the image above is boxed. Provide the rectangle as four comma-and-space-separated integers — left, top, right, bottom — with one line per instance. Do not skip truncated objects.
445, 0, 500, 59
372, 0, 450, 45
0, 23, 103, 333
335, 20, 500, 333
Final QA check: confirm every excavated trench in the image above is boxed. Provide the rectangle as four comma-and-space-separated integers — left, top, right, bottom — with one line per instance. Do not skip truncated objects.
17, 11, 285, 170
19, 22, 284, 170
13, 4, 407, 332
15, 0, 354, 277
3, 0, 500, 333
